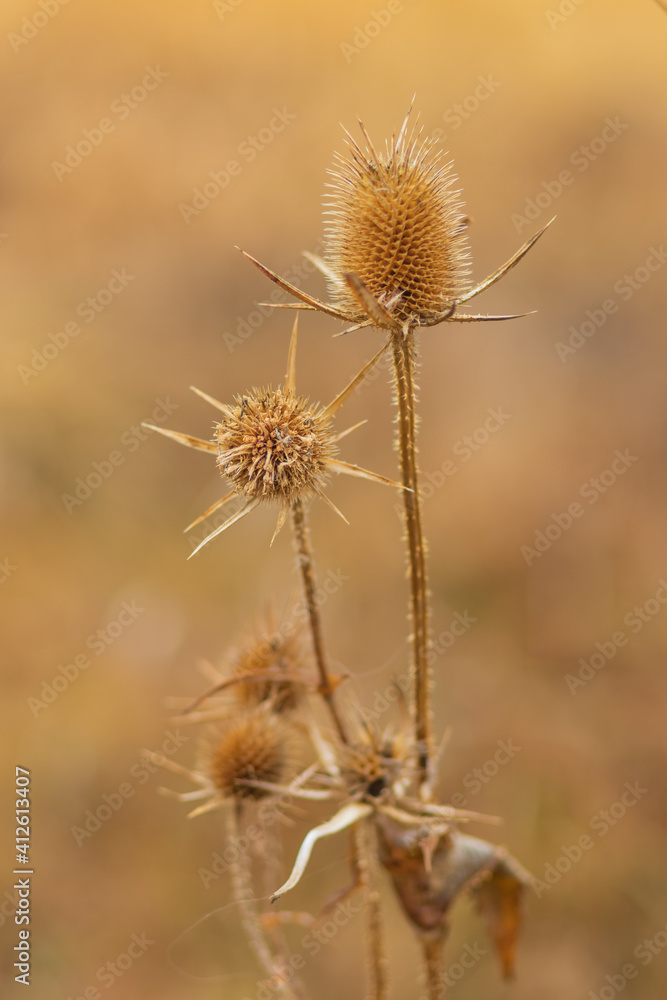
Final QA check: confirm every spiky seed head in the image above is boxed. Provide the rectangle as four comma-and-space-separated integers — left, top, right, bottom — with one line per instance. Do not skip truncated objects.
341, 738, 401, 800
214, 388, 336, 504
232, 617, 308, 714
323, 120, 471, 325
206, 710, 287, 801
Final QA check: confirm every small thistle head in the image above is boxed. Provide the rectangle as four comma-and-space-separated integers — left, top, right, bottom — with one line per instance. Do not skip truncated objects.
214, 388, 336, 505
341, 734, 403, 801
323, 115, 471, 326
232, 613, 308, 714
205, 709, 288, 801
145, 321, 396, 555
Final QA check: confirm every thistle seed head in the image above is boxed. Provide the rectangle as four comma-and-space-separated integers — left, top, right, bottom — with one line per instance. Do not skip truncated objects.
206, 710, 287, 801
341, 736, 402, 801
323, 118, 471, 325
214, 388, 336, 505
232, 615, 308, 714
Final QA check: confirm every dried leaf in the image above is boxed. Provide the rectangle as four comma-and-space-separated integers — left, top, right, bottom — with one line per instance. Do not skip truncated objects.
470, 850, 529, 979
376, 815, 529, 977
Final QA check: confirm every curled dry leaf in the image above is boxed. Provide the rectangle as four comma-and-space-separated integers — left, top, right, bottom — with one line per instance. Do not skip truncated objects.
375, 813, 530, 977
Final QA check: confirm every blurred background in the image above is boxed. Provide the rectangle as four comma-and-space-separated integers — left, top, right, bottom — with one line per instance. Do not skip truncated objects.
2, 0, 667, 997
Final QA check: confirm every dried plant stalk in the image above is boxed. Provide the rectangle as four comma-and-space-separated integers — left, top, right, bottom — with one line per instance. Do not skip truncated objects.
226, 804, 304, 1000
344, 821, 389, 1000
391, 330, 431, 787
422, 936, 446, 1000
149, 106, 551, 1000
240, 112, 551, 796
291, 496, 349, 745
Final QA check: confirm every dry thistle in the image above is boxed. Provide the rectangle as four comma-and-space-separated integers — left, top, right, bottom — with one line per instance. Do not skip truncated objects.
240, 110, 553, 335
233, 108, 548, 997
322, 123, 472, 327
148, 705, 291, 817
150, 702, 309, 1000
149, 106, 548, 1000
240, 109, 552, 788
143, 319, 397, 556
231, 611, 310, 715
206, 710, 289, 802
176, 609, 313, 719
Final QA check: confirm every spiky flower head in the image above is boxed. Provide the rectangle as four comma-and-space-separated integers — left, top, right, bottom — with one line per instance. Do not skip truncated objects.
240, 109, 551, 333
340, 736, 402, 801
144, 320, 398, 556
215, 387, 336, 505
232, 612, 309, 714
206, 710, 287, 802
323, 119, 471, 326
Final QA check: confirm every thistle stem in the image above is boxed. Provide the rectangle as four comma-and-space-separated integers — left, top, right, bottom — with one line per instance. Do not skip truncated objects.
353, 822, 388, 1000
227, 804, 302, 999
391, 330, 431, 789
422, 937, 447, 1000
291, 497, 349, 745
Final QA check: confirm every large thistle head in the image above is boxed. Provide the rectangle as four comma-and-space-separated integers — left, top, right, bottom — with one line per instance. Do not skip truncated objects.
240, 109, 551, 333
323, 115, 472, 326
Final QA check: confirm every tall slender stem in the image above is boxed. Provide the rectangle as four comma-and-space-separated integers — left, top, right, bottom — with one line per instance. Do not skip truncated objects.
353, 822, 388, 1000
227, 804, 303, 999
291, 496, 348, 745
391, 329, 431, 788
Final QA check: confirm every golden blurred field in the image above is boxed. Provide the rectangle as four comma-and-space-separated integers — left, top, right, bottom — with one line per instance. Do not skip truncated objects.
2, 1, 667, 997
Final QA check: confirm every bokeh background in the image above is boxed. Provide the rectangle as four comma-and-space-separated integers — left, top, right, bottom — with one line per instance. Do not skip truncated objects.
2, 1, 667, 997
